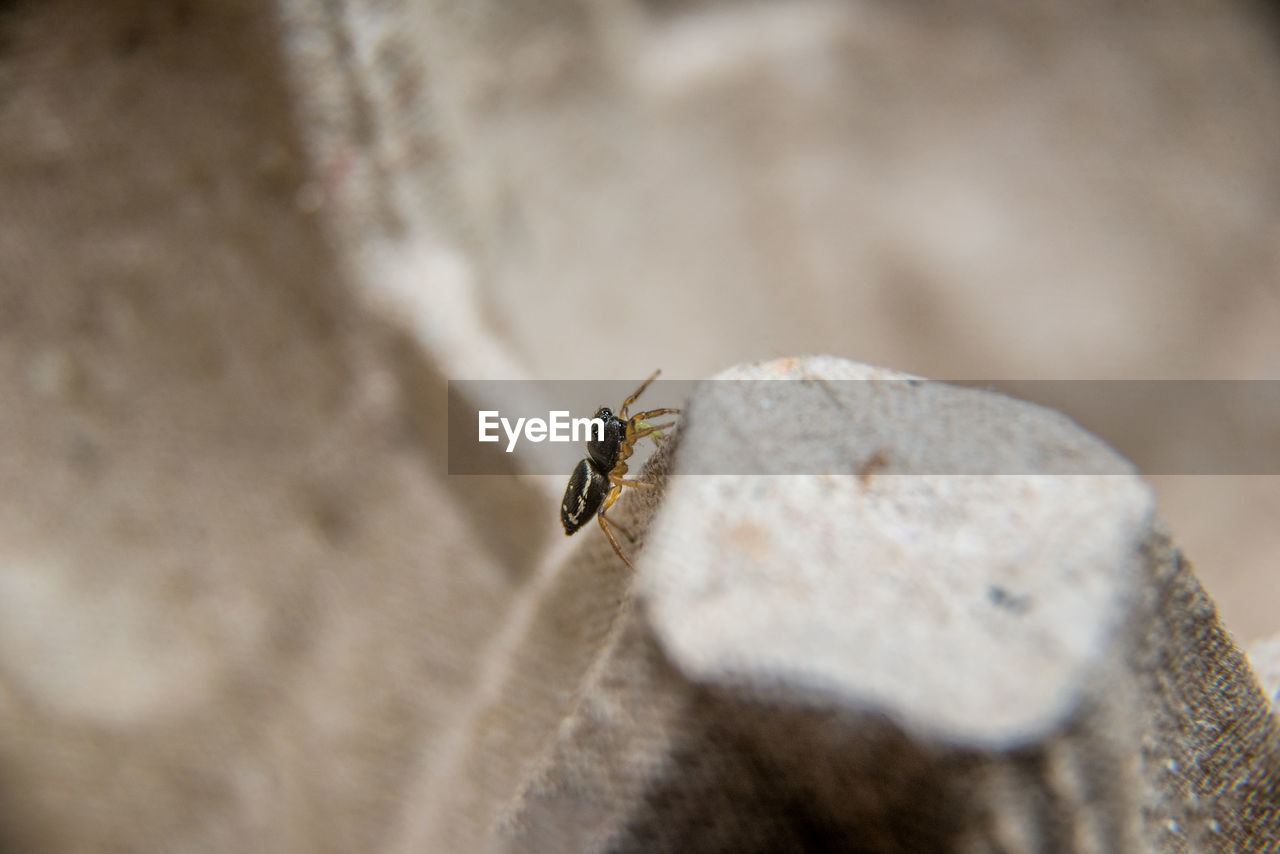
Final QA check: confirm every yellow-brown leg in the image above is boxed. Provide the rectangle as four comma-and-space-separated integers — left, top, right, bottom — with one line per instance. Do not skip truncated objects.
619, 370, 663, 419
608, 513, 638, 542
626, 420, 677, 444
606, 418, 678, 493
596, 484, 635, 570
620, 414, 680, 459
593, 385, 681, 569
598, 515, 634, 570
629, 407, 682, 423
619, 417, 679, 457
618, 426, 671, 459
612, 475, 658, 489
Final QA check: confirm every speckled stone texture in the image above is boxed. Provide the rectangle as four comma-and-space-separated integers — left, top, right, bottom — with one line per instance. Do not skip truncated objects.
496, 359, 1280, 853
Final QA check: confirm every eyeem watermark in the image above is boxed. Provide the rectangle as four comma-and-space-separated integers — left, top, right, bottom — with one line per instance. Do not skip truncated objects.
452, 379, 1280, 475
478, 410, 605, 453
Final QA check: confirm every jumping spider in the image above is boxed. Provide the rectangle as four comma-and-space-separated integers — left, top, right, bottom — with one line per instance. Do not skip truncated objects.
560, 370, 680, 570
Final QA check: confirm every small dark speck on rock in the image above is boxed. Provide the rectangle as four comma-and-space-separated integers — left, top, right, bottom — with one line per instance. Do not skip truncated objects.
988, 585, 1032, 615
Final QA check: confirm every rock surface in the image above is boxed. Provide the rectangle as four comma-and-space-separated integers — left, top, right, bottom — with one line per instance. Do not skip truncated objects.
498, 358, 1280, 852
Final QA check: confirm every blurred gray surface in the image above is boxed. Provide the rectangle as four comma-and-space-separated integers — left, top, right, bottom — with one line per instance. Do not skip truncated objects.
1, 0, 1279, 850
275, 0, 1280, 641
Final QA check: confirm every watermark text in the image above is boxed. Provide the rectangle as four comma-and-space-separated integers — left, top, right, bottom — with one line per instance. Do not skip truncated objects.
478, 410, 604, 453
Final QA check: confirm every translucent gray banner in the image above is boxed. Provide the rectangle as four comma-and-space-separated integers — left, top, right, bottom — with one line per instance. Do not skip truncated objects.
447, 379, 1280, 475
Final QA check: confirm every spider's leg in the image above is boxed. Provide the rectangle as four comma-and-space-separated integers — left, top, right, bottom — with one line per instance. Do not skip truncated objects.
627, 421, 677, 443
596, 484, 635, 569
611, 474, 659, 489
629, 407, 681, 423
619, 370, 662, 419
615, 421, 678, 467
607, 514, 637, 542
598, 479, 639, 537
597, 515, 635, 570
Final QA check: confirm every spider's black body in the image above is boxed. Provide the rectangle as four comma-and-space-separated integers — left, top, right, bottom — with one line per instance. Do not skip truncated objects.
560, 407, 626, 535
586, 407, 626, 471
560, 458, 608, 535
558, 374, 681, 569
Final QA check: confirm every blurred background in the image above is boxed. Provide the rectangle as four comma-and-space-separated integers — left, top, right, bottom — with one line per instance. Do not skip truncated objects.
1, 0, 1277, 850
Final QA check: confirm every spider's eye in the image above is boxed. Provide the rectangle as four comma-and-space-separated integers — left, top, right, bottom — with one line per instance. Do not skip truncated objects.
596, 407, 612, 420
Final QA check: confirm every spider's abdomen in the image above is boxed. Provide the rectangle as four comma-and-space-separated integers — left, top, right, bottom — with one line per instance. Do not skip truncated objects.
561, 457, 610, 535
